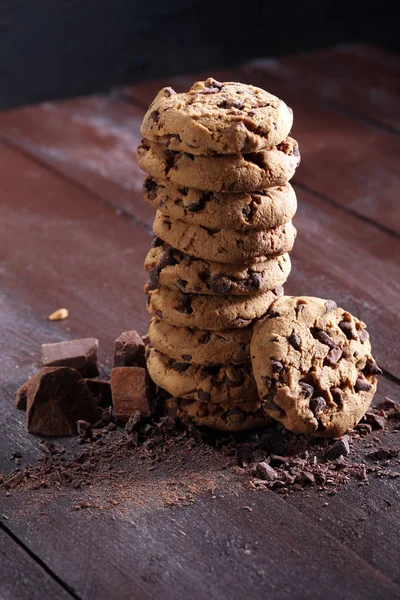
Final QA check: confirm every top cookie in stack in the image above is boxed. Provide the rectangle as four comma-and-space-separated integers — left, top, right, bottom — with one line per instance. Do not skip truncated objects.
137, 78, 300, 431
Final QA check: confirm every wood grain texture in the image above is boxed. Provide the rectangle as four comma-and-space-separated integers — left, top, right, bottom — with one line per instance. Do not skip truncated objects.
0, 527, 72, 599
247, 44, 400, 133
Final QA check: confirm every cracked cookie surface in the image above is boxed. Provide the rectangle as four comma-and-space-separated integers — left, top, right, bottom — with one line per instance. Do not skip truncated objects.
140, 78, 293, 156
144, 177, 297, 231
165, 397, 271, 431
153, 211, 296, 263
148, 318, 252, 366
251, 296, 381, 438
146, 285, 283, 330
146, 346, 259, 406
137, 137, 300, 192
145, 241, 291, 296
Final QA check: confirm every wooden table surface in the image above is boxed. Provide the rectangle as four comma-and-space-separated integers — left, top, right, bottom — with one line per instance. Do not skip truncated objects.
0, 44, 399, 599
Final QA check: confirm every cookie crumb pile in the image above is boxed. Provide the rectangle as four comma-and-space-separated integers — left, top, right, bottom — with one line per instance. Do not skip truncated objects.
137, 78, 300, 430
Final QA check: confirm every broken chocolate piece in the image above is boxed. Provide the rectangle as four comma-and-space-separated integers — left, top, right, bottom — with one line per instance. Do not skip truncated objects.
77, 420, 92, 439
113, 331, 145, 368
125, 410, 143, 434
354, 377, 372, 393
322, 435, 350, 460
362, 359, 383, 376
26, 367, 101, 436
84, 379, 112, 408
15, 380, 30, 410
254, 462, 277, 481
110, 367, 150, 423
310, 397, 327, 416
364, 411, 386, 430
41, 338, 99, 378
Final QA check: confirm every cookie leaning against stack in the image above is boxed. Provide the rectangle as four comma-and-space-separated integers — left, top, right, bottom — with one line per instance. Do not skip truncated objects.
137, 78, 300, 431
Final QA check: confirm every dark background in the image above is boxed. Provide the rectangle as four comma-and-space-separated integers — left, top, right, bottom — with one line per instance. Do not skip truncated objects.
0, 0, 398, 110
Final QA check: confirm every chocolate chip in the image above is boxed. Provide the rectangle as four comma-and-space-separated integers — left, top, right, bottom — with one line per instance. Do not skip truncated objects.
159, 248, 178, 268
249, 272, 262, 290
325, 300, 337, 312
271, 360, 283, 373
265, 400, 281, 413
309, 397, 327, 416
273, 286, 283, 297
261, 375, 273, 388
331, 387, 343, 407
151, 237, 163, 248
178, 187, 189, 196
176, 295, 193, 314
198, 389, 210, 401
354, 378, 372, 393
226, 409, 245, 424
288, 331, 301, 351
148, 267, 160, 286
314, 329, 335, 348
200, 333, 210, 345
225, 375, 244, 387
242, 205, 252, 219
339, 321, 357, 340
156, 310, 163, 318
187, 193, 212, 212
164, 87, 176, 97
325, 346, 343, 366
209, 275, 232, 295
299, 382, 314, 398
359, 329, 369, 342
143, 178, 158, 200
171, 362, 191, 372
362, 359, 382, 376
176, 279, 188, 290
150, 110, 160, 123
181, 354, 192, 361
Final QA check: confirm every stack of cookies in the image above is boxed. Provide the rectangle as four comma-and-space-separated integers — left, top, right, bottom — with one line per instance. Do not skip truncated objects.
137, 78, 300, 431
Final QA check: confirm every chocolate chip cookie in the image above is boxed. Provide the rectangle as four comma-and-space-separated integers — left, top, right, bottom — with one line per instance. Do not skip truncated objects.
148, 317, 252, 365
145, 241, 291, 295
146, 346, 259, 405
140, 78, 293, 156
165, 397, 271, 431
137, 137, 300, 192
153, 212, 296, 263
144, 178, 297, 231
251, 296, 381, 438
146, 285, 283, 330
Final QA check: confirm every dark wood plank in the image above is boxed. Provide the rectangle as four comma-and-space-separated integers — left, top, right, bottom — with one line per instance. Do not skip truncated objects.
1, 114, 399, 375
2, 467, 399, 600
247, 44, 400, 133
0, 527, 72, 600
124, 63, 400, 235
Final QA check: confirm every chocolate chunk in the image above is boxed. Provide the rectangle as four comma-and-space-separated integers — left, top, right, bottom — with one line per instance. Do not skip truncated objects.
325, 300, 337, 312
323, 435, 350, 460
110, 367, 150, 423
143, 177, 158, 200
114, 331, 145, 368
209, 275, 232, 295
15, 380, 30, 410
200, 333, 210, 345
171, 361, 191, 372
176, 295, 193, 314
364, 411, 386, 430
309, 397, 327, 416
159, 247, 179, 268
148, 266, 160, 287
77, 420, 92, 439
84, 379, 112, 408
339, 321, 357, 340
181, 354, 192, 361
26, 367, 101, 436
354, 377, 372, 393
315, 330, 335, 348
187, 193, 212, 212
299, 382, 314, 398
362, 359, 383, 376
288, 331, 301, 351
254, 462, 277, 481
41, 338, 99, 378
124, 410, 143, 435
331, 387, 343, 407
151, 236, 163, 248
271, 360, 283, 373
156, 310, 163, 319
325, 346, 343, 366
359, 329, 369, 342
150, 110, 159, 122
198, 389, 210, 401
